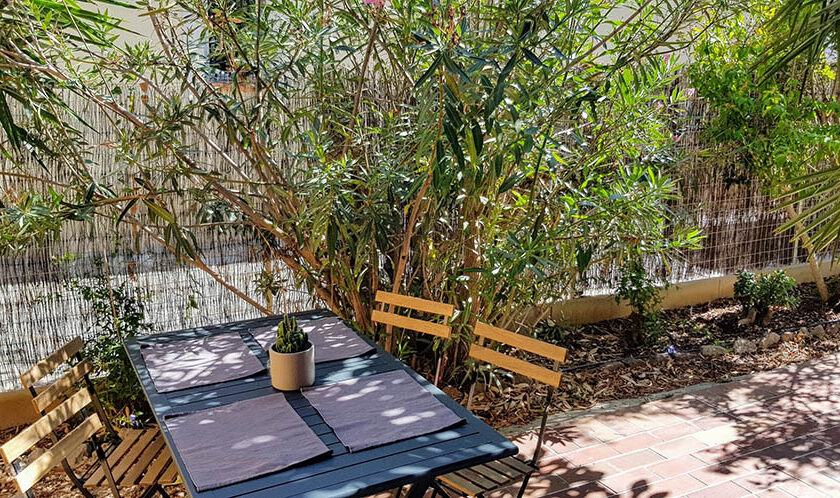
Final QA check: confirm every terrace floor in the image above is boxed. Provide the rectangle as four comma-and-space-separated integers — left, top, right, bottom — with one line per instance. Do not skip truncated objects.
495, 353, 840, 497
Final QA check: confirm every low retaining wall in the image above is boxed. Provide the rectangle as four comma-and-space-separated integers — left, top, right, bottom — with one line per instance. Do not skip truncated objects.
0, 389, 39, 430
549, 261, 839, 325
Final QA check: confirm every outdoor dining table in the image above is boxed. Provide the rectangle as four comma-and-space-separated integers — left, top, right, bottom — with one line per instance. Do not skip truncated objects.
124, 309, 518, 497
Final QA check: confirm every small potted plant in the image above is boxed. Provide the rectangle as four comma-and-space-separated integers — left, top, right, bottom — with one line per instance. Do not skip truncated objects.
269, 316, 315, 391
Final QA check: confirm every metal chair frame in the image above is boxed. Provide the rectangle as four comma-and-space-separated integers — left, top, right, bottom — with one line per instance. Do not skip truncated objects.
434, 321, 567, 498
12, 337, 170, 498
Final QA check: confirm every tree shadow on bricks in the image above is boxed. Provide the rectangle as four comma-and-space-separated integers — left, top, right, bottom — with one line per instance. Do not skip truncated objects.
683, 356, 840, 493
506, 353, 840, 496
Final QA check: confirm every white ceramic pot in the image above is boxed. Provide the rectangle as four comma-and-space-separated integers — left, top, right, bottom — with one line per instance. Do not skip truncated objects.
269, 344, 315, 391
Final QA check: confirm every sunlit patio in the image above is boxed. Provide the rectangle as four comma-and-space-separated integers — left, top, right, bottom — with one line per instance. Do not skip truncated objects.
500, 354, 840, 497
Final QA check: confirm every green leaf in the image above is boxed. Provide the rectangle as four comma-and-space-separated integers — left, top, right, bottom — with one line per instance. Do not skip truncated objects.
443, 122, 465, 170
575, 244, 593, 274
0, 93, 21, 149
488, 53, 517, 116
327, 221, 338, 255
143, 200, 175, 224
499, 173, 525, 193
522, 48, 546, 68
442, 52, 471, 83
415, 55, 442, 88
471, 121, 483, 157
116, 198, 137, 225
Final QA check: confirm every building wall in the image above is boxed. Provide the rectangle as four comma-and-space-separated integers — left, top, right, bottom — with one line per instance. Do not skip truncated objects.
107, 4, 157, 46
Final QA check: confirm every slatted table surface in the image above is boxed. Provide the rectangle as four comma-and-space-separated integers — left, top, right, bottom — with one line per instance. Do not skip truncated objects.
125, 310, 518, 498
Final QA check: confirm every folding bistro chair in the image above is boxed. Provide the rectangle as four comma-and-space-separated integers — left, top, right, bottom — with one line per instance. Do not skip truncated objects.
13, 336, 176, 498
1, 385, 119, 497
435, 321, 568, 498
371, 290, 455, 386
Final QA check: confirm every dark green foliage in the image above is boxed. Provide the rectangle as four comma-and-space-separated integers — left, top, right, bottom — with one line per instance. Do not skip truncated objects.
5, 0, 711, 383
534, 319, 570, 345
688, 2, 834, 186
690, 1, 840, 261
0, 191, 66, 253
734, 270, 799, 317
760, 0, 840, 255
616, 259, 665, 346
69, 270, 153, 416
733, 271, 758, 309
616, 259, 661, 315
273, 316, 310, 353
0, 0, 131, 251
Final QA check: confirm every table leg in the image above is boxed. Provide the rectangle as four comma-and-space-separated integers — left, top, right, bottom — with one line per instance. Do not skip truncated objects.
404, 479, 433, 498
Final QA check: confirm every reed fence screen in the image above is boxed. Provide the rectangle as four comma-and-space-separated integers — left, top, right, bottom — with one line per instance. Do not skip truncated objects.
0, 89, 816, 392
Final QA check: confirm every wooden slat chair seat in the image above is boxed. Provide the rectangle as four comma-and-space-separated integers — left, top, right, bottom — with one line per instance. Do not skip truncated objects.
435, 322, 568, 498
83, 428, 178, 489
11, 336, 175, 498
372, 291, 455, 386
439, 456, 535, 497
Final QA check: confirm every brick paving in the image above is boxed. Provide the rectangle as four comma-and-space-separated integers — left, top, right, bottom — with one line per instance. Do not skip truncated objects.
485, 354, 840, 497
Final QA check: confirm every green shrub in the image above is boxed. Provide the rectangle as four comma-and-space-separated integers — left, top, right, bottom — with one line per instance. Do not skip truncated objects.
534, 319, 570, 345
733, 271, 759, 310
69, 271, 153, 417
616, 258, 665, 346
734, 270, 799, 323
273, 316, 310, 353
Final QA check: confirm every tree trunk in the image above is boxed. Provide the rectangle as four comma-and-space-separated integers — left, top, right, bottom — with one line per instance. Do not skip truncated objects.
783, 203, 829, 302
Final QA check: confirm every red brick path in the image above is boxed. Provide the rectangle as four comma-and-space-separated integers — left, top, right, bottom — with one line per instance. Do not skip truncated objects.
488, 355, 840, 497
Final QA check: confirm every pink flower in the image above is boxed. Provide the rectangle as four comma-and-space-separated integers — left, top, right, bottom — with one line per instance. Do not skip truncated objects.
684, 87, 695, 98
673, 135, 681, 142
364, 0, 385, 7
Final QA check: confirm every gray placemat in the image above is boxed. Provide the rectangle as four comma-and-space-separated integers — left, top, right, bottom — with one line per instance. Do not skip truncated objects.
164, 393, 331, 491
251, 316, 375, 363
140, 332, 265, 393
302, 369, 464, 452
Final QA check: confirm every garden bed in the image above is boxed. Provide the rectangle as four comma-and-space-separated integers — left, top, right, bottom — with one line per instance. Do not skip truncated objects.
456, 280, 840, 428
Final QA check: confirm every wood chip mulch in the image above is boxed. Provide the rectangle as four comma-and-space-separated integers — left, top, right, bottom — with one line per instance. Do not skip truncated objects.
442, 281, 840, 429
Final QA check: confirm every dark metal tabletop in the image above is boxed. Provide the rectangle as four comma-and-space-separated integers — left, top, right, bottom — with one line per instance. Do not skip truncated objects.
124, 309, 518, 497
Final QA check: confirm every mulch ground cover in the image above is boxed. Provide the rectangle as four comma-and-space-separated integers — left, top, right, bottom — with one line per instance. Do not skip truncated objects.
448, 281, 840, 428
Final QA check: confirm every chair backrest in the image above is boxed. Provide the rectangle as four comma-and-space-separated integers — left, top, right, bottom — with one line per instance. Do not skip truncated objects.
20, 336, 86, 390
470, 321, 567, 387
1, 388, 107, 495
20, 337, 92, 413
371, 291, 455, 340
371, 291, 455, 385
468, 321, 568, 465
20, 337, 116, 435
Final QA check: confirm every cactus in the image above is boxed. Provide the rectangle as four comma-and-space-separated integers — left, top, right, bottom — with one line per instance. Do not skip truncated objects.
274, 316, 311, 353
